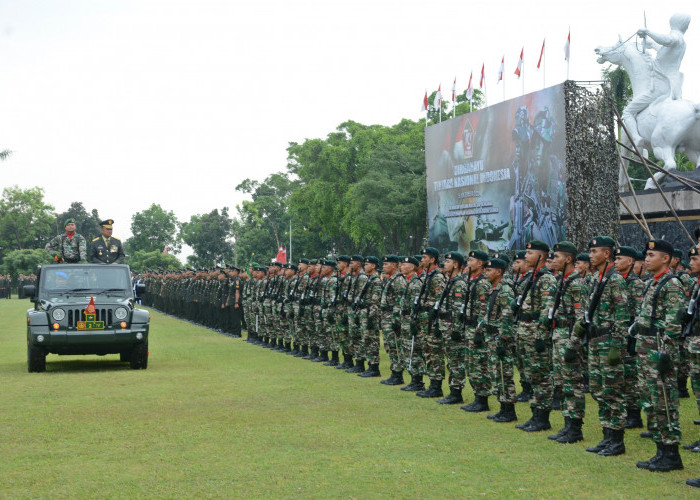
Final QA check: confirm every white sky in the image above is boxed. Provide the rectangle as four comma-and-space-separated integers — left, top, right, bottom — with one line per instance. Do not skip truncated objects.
1, 1, 698, 257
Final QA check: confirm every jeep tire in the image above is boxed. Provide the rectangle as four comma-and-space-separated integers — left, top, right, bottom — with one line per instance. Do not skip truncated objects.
130, 342, 148, 370
28, 343, 46, 373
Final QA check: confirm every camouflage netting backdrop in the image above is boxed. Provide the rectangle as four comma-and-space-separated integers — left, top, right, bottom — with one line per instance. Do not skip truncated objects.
564, 81, 619, 249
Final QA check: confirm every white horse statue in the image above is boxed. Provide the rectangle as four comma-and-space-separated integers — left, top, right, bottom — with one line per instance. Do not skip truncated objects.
595, 36, 700, 189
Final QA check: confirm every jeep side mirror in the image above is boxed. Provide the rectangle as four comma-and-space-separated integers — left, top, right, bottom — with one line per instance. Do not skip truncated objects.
23, 285, 36, 302
135, 283, 146, 295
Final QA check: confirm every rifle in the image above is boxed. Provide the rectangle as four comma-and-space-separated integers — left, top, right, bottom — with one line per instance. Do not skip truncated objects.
582, 264, 614, 338
353, 274, 375, 312
681, 284, 699, 339
434, 270, 459, 330
459, 267, 472, 325
547, 271, 572, 337
513, 254, 542, 324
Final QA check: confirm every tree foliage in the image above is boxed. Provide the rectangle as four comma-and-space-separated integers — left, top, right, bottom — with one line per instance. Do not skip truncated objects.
55, 202, 102, 240
126, 250, 182, 273
0, 186, 55, 252
0, 248, 52, 279
180, 208, 233, 268
126, 203, 182, 255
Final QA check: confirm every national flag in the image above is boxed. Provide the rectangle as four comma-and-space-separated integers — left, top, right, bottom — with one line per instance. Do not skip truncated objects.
433, 84, 442, 108
451, 77, 456, 102
479, 64, 485, 88
466, 72, 473, 100
537, 39, 545, 69
276, 246, 287, 264
514, 48, 523, 77
497, 56, 504, 83
422, 90, 428, 111
564, 30, 570, 61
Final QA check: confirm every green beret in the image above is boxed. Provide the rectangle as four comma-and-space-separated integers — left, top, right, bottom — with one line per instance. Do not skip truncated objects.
646, 240, 674, 255
271, 261, 283, 267
526, 240, 550, 252
364, 256, 379, 266
421, 247, 440, 259
514, 250, 526, 260
403, 256, 420, 266
588, 236, 616, 249
350, 254, 364, 262
284, 264, 298, 272
553, 241, 578, 255
548, 251, 555, 259
382, 254, 400, 263
576, 253, 590, 263
337, 255, 351, 263
468, 250, 489, 262
413, 254, 423, 261
485, 258, 507, 270
298, 258, 310, 265
689, 247, 699, 258
673, 248, 683, 259
635, 251, 645, 261
323, 259, 337, 268
309, 259, 318, 265
444, 251, 465, 265
614, 246, 637, 259
64, 218, 76, 227
491, 252, 511, 264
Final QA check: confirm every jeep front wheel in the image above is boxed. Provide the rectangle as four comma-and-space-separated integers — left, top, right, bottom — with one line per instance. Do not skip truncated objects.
130, 343, 148, 369
28, 343, 46, 373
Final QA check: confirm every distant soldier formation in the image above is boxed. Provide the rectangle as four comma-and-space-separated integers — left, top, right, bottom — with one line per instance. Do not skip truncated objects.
142, 234, 700, 481
1, 274, 12, 298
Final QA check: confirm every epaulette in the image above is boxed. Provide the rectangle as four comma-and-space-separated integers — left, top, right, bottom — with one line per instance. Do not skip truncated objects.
92, 237, 100, 241
112, 237, 121, 241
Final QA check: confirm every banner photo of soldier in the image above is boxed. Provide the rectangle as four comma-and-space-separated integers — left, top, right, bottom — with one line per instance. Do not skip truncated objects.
425, 83, 566, 254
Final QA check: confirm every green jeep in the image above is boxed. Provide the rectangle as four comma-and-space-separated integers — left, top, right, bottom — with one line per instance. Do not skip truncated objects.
23, 264, 150, 372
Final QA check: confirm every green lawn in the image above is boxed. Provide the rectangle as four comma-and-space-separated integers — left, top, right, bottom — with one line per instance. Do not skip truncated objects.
1, 297, 698, 498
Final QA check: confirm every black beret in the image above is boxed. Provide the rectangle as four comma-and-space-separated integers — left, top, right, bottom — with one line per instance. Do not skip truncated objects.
576, 253, 590, 263
285, 264, 298, 272
403, 256, 420, 266
635, 250, 645, 261
468, 250, 489, 262
421, 247, 440, 259
299, 258, 310, 265
547, 251, 555, 259
615, 246, 637, 259
491, 252, 511, 264
526, 240, 550, 252
485, 258, 507, 270
673, 248, 683, 259
689, 247, 699, 258
646, 240, 674, 255
309, 259, 318, 265
413, 254, 423, 261
553, 241, 578, 255
514, 250, 526, 260
444, 251, 465, 265
588, 236, 616, 249
337, 255, 351, 263
271, 261, 283, 267
383, 254, 400, 263
350, 254, 364, 262
322, 259, 337, 268
364, 256, 379, 265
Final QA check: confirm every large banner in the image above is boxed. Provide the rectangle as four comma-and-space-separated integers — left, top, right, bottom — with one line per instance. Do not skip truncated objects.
426, 83, 567, 254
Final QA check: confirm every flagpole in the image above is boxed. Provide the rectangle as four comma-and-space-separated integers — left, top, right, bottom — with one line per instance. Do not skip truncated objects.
567, 28, 571, 80
522, 54, 525, 96
289, 216, 292, 264
503, 57, 506, 102
543, 41, 546, 88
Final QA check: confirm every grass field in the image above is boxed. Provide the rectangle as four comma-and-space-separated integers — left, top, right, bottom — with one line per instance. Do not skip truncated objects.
1, 297, 699, 498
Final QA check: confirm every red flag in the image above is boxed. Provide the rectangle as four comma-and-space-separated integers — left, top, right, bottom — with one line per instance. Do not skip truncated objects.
564, 30, 570, 61
537, 39, 545, 69
479, 63, 485, 88
276, 246, 287, 264
433, 84, 442, 108
514, 48, 523, 77
497, 56, 504, 83
451, 77, 456, 102
466, 72, 473, 100
163, 244, 168, 254
422, 90, 428, 111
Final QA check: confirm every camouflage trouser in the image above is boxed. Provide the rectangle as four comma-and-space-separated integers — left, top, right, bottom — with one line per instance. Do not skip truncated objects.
421, 311, 445, 381
298, 303, 311, 346
624, 335, 641, 412
486, 336, 517, 404
560, 335, 586, 419
381, 316, 402, 372
328, 308, 342, 352
466, 324, 491, 398
292, 303, 302, 344
275, 304, 285, 341
589, 334, 626, 430
278, 306, 290, 343
348, 309, 362, 358
686, 337, 700, 416
336, 308, 351, 354
262, 301, 272, 338
358, 310, 380, 365
401, 314, 424, 376
517, 322, 553, 410
440, 318, 466, 391
320, 309, 333, 352
515, 332, 528, 386
637, 335, 681, 445
325, 308, 340, 352
312, 306, 324, 350
678, 339, 690, 380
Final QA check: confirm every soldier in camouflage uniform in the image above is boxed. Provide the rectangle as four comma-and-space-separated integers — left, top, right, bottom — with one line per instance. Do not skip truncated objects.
318, 260, 338, 364
293, 259, 310, 356
671, 248, 693, 399
461, 250, 493, 412
573, 236, 629, 457
434, 252, 468, 404
513, 240, 557, 432
334, 256, 354, 369
301, 260, 319, 359
379, 255, 408, 385
511, 250, 533, 403
307, 260, 325, 360
634, 240, 684, 472
415, 247, 447, 398
356, 256, 382, 378
682, 247, 700, 454
546, 241, 589, 443
481, 258, 518, 422
282, 263, 300, 354
346, 255, 368, 373
398, 256, 425, 392
45, 219, 88, 264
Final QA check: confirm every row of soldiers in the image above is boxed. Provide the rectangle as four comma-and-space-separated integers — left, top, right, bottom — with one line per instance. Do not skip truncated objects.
140, 267, 244, 337
15, 274, 37, 299
0, 274, 11, 298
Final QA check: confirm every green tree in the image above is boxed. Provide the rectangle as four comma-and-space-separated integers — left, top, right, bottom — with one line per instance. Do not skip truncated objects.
0, 186, 55, 252
0, 248, 52, 280
126, 250, 182, 273
180, 208, 233, 268
126, 204, 182, 255
0, 150, 11, 161
55, 202, 102, 240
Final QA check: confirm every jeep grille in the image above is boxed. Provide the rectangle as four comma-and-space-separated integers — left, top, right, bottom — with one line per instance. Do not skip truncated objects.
67, 308, 114, 328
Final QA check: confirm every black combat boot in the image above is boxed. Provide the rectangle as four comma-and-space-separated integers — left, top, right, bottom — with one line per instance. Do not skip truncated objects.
381, 370, 404, 386
646, 444, 684, 472
586, 428, 612, 453
487, 403, 504, 420
359, 363, 381, 377
552, 386, 562, 411
683, 439, 700, 450
640, 431, 653, 438
549, 416, 570, 440
493, 403, 517, 423
324, 351, 340, 366
625, 408, 644, 428
556, 417, 583, 443
304, 346, 318, 360
290, 343, 300, 355
284, 342, 292, 353
416, 379, 443, 398
523, 409, 551, 432
687, 478, 700, 488
679, 376, 690, 398
275, 339, 286, 351
296, 345, 308, 358
515, 382, 532, 403
337, 352, 353, 369
347, 360, 365, 373
401, 374, 425, 392
637, 442, 664, 469
437, 388, 463, 405
599, 428, 626, 456
313, 350, 329, 362
461, 395, 490, 412
515, 407, 537, 430
583, 373, 590, 393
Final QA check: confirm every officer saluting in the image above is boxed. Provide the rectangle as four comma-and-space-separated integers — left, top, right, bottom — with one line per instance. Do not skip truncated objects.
91, 219, 125, 264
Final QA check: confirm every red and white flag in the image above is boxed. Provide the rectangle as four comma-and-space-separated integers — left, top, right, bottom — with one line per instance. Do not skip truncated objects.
422, 90, 428, 111
433, 84, 442, 108
163, 244, 168, 254
497, 56, 504, 83
564, 30, 570, 61
451, 77, 456, 102
466, 72, 473, 100
276, 246, 287, 264
514, 48, 523, 77
537, 39, 545, 69
479, 63, 485, 88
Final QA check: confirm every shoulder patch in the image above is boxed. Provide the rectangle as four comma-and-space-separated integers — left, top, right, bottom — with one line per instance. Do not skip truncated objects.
92, 237, 100, 241
112, 237, 121, 241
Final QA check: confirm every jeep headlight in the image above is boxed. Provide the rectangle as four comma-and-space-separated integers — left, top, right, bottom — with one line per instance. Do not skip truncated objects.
114, 307, 128, 320
52, 308, 66, 321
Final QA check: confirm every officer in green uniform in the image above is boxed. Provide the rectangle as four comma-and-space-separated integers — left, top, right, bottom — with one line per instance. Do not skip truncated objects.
90, 219, 125, 264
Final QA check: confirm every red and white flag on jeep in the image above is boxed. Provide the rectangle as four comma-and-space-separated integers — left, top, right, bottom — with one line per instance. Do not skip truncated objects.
276, 246, 287, 264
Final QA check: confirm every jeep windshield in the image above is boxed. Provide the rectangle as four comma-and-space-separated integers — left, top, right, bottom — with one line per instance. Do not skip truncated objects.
41, 265, 132, 296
